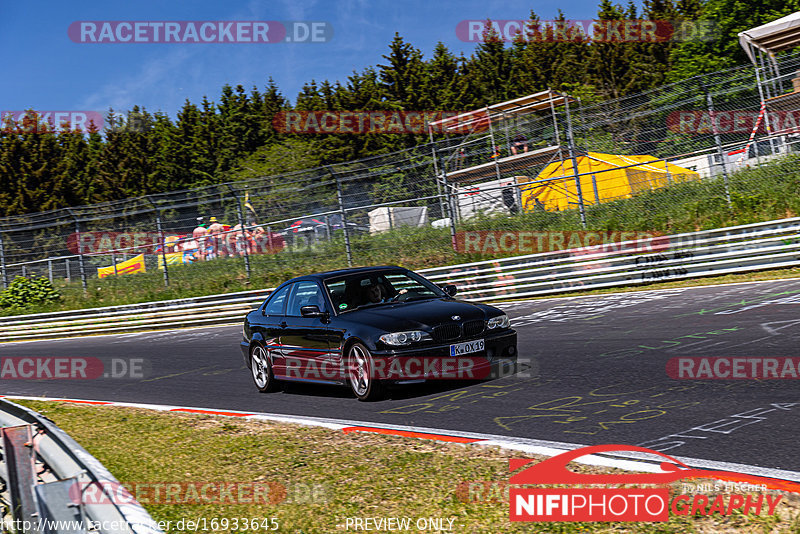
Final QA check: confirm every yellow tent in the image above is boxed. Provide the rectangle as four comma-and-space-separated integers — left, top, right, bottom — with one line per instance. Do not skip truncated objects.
519, 152, 700, 212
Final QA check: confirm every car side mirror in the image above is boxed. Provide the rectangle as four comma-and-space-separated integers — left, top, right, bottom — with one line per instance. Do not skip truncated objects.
442, 284, 458, 297
301, 305, 329, 320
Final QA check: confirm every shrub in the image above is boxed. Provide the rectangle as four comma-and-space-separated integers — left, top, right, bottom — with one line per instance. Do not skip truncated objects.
0, 276, 61, 309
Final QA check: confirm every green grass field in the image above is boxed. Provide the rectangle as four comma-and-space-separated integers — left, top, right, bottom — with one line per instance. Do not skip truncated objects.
9, 400, 800, 534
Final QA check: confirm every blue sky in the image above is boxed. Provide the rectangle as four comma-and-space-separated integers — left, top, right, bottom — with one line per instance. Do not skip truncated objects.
1, 0, 618, 120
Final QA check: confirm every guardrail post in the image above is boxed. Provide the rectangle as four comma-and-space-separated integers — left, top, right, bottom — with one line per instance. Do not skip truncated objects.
0, 231, 8, 289
701, 81, 732, 207
146, 196, 169, 288
329, 167, 353, 267
2, 425, 39, 530
66, 208, 88, 293
225, 183, 251, 282
563, 93, 587, 228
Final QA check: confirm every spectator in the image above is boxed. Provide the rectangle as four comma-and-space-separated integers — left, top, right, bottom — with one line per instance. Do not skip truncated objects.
231, 223, 248, 257
192, 218, 208, 260
511, 134, 528, 155
248, 226, 265, 254
207, 216, 224, 259
455, 147, 467, 170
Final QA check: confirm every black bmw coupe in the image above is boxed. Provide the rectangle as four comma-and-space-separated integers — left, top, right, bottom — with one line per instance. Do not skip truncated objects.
240, 265, 517, 400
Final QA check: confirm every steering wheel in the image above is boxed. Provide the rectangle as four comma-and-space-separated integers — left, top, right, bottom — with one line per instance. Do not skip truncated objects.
389, 289, 410, 302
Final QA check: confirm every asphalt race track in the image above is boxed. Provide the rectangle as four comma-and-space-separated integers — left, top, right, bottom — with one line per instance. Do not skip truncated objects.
2, 278, 800, 476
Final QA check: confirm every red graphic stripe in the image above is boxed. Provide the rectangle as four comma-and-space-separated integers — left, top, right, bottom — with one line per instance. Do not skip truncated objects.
342, 426, 482, 443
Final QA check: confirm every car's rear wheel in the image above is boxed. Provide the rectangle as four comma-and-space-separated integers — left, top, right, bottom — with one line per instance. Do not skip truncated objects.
347, 342, 383, 401
250, 344, 277, 393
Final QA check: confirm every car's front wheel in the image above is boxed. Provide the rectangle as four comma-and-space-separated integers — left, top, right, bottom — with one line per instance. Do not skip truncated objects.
250, 343, 278, 393
347, 342, 383, 401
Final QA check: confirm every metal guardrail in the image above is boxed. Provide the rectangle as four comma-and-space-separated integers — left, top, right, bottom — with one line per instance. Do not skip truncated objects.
1, 217, 800, 342
0, 398, 162, 534
420, 217, 800, 301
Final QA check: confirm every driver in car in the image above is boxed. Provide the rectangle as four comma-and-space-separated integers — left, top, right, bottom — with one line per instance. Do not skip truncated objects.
363, 280, 408, 304
364, 281, 387, 303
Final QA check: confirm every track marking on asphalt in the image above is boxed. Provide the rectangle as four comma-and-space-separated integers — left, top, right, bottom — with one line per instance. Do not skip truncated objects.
139, 366, 215, 382
4, 395, 800, 483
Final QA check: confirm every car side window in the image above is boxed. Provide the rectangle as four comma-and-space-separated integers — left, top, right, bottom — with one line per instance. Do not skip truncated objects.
264, 284, 292, 316
286, 281, 325, 317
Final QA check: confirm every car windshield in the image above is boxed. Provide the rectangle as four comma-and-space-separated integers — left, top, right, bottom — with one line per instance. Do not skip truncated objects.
324, 270, 444, 313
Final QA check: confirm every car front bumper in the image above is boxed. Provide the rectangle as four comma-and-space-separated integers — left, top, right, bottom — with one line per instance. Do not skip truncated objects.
369, 329, 517, 381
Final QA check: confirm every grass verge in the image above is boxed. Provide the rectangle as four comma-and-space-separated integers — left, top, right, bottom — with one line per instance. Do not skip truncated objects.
11, 400, 800, 534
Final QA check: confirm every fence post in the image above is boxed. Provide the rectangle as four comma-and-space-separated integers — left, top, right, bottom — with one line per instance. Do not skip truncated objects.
0, 231, 7, 289
146, 196, 169, 288
329, 167, 353, 267
701, 81, 732, 207
66, 208, 88, 293
48, 259, 53, 283
225, 183, 251, 283
66, 258, 71, 282
441, 157, 458, 252
664, 158, 673, 185
563, 93, 587, 228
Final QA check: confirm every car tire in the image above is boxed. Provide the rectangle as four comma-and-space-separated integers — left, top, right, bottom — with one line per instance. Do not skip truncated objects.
250, 343, 278, 393
347, 342, 384, 401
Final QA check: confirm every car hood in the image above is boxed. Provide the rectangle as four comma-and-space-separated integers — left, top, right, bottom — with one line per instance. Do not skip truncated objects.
341, 298, 490, 331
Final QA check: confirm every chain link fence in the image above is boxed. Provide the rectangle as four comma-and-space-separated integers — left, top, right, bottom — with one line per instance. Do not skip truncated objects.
2, 50, 800, 298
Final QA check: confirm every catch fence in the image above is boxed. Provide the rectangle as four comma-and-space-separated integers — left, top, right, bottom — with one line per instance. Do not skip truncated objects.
2, 51, 800, 296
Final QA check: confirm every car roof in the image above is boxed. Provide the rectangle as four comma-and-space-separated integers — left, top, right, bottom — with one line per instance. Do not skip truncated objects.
284, 265, 408, 284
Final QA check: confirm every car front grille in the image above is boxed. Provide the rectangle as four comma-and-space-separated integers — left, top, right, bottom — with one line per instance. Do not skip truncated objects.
463, 320, 485, 337
432, 324, 461, 342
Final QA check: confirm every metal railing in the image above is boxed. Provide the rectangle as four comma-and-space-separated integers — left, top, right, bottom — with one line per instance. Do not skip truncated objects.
2, 217, 799, 342
0, 398, 162, 533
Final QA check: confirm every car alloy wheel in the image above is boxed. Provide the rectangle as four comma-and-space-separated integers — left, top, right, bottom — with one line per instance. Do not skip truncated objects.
250, 344, 277, 393
347, 342, 383, 401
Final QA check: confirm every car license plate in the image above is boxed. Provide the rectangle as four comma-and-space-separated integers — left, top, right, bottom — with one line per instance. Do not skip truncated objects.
450, 339, 484, 357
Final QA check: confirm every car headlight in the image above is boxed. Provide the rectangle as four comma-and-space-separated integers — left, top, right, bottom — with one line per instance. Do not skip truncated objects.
487, 314, 510, 329
379, 330, 431, 346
